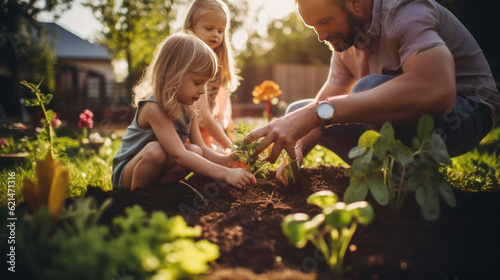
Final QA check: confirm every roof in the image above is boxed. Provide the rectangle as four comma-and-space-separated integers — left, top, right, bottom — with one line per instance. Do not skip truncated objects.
42, 22, 111, 61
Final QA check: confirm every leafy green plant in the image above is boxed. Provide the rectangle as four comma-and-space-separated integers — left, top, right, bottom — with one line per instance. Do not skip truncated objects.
21, 79, 56, 156
282, 191, 373, 277
232, 121, 270, 178
344, 114, 455, 220
15, 197, 219, 279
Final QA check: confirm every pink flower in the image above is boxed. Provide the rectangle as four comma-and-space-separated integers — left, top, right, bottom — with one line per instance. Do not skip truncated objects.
52, 113, 62, 128
78, 109, 94, 129
0, 138, 7, 147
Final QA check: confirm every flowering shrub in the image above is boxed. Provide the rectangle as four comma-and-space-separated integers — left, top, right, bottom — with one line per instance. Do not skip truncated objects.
252, 80, 283, 121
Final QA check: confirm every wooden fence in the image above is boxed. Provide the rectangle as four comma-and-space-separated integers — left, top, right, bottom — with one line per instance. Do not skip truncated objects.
232, 63, 330, 117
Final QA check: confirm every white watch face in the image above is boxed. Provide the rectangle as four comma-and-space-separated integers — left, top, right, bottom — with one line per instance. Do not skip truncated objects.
318, 102, 334, 119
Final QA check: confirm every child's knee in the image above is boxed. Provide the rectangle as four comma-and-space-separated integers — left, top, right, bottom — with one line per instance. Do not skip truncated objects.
185, 144, 203, 156
143, 141, 168, 164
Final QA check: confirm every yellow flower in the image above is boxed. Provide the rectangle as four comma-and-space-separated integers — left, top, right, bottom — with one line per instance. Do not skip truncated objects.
22, 152, 69, 219
252, 80, 283, 104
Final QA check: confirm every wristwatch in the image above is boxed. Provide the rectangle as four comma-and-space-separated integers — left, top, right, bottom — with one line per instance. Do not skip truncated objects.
315, 100, 335, 128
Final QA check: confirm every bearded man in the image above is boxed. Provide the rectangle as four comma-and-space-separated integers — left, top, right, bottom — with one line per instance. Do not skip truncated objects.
244, 0, 500, 185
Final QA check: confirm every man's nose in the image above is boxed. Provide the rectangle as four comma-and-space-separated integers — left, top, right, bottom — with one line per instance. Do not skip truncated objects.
316, 28, 329, 42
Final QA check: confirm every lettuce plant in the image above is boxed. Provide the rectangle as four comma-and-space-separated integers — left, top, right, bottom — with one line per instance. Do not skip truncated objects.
344, 114, 455, 220
282, 191, 373, 276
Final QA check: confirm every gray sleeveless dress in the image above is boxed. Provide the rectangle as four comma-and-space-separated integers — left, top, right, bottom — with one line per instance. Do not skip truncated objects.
111, 96, 192, 188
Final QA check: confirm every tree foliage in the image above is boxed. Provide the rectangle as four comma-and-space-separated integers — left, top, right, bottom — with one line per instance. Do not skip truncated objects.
0, 0, 72, 116
84, 0, 187, 94
239, 12, 331, 68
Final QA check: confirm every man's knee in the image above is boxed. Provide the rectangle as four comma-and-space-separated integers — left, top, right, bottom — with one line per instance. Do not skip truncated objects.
352, 74, 395, 94
286, 99, 315, 114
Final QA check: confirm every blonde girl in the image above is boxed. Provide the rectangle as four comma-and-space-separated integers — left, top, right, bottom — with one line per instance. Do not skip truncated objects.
184, 0, 240, 150
112, 33, 254, 190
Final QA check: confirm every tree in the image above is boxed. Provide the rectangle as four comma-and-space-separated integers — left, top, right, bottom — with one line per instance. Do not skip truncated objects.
0, 0, 73, 118
84, 0, 187, 102
239, 12, 331, 68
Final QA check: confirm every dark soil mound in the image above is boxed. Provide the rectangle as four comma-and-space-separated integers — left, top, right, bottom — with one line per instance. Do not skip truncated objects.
85, 165, 500, 280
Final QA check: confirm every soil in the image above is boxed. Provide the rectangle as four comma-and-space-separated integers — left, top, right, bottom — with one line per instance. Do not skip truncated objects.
86, 165, 500, 280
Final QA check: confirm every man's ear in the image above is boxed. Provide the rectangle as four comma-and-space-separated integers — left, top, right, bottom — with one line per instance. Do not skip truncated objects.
346, 0, 362, 15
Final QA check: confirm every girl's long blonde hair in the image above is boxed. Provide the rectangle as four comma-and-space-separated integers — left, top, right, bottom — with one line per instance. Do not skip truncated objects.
183, 0, 240, 93
133, 33, 218, 120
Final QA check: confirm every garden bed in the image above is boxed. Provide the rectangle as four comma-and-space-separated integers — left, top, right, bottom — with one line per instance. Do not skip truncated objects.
86, 165, 500, 280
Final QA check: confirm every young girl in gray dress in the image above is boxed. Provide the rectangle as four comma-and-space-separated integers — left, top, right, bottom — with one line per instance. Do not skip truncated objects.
112, 33, 255, 190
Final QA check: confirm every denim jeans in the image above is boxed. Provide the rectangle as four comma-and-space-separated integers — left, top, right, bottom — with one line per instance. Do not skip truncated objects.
286, 74, 493, 164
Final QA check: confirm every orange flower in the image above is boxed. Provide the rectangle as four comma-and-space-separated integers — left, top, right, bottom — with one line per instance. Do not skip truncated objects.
252, 80, 283, 104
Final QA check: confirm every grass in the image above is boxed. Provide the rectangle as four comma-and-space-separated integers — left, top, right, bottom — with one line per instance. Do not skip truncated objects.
1, 134, 119, 206
445, 126, 500, 192
1, 124, 498, 207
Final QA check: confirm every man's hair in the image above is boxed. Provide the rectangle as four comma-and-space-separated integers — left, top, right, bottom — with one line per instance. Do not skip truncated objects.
133, 33, 218, 120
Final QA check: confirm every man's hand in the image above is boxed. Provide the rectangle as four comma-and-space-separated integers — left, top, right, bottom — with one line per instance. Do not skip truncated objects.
276, 147, 304, 186
244, 104, 320, 163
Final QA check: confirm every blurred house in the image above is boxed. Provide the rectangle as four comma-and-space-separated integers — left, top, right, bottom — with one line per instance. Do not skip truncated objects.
45, 23, 131, 123
44, 22, 112, 106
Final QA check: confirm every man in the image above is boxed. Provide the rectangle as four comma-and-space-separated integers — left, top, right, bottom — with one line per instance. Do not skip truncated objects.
244, 0, 500, 185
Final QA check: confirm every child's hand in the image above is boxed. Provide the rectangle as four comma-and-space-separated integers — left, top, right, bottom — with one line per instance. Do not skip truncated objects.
224, 151, 245, 169
226, 168, 256, 190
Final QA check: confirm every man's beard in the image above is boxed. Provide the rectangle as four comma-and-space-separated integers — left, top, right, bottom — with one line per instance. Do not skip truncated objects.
325, 8, 365, 52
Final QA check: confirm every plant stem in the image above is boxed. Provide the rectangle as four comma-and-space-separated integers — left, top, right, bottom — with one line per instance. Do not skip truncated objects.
266, 99, 271, 122
334, 223, 357, 277
395, 164, 407, 215
34, 88, 54, 156
385, 157, 396, 212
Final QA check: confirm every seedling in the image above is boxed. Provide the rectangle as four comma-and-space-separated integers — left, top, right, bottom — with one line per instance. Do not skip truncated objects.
282, 191, 373, 277
344, 114, 455, 220
281, 153, 303, 190
232, 121, 270, 178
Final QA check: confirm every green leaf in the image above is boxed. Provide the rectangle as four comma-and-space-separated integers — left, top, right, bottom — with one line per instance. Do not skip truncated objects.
358, 130, 380, 148
25, 98, 40, 107
390, 141, 414, 164
46, 110, 55, 123
348, 146, 366, 159
369, 180, 390, 206
406, 173, 424, 191
41, 94, 53, 105
411, 137, 421, 150
281, 213, 310, 248
346, 201, 374, 225
350, 150, 374, 176
306, 191, 339, 209
436, 181, 456, 207
323, 202, 352, 229
428, 133, 450, 165
415, 185, 440, 221
417, 114, 434, 141
343, 177, 369, 203
378, 122, 395, 142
